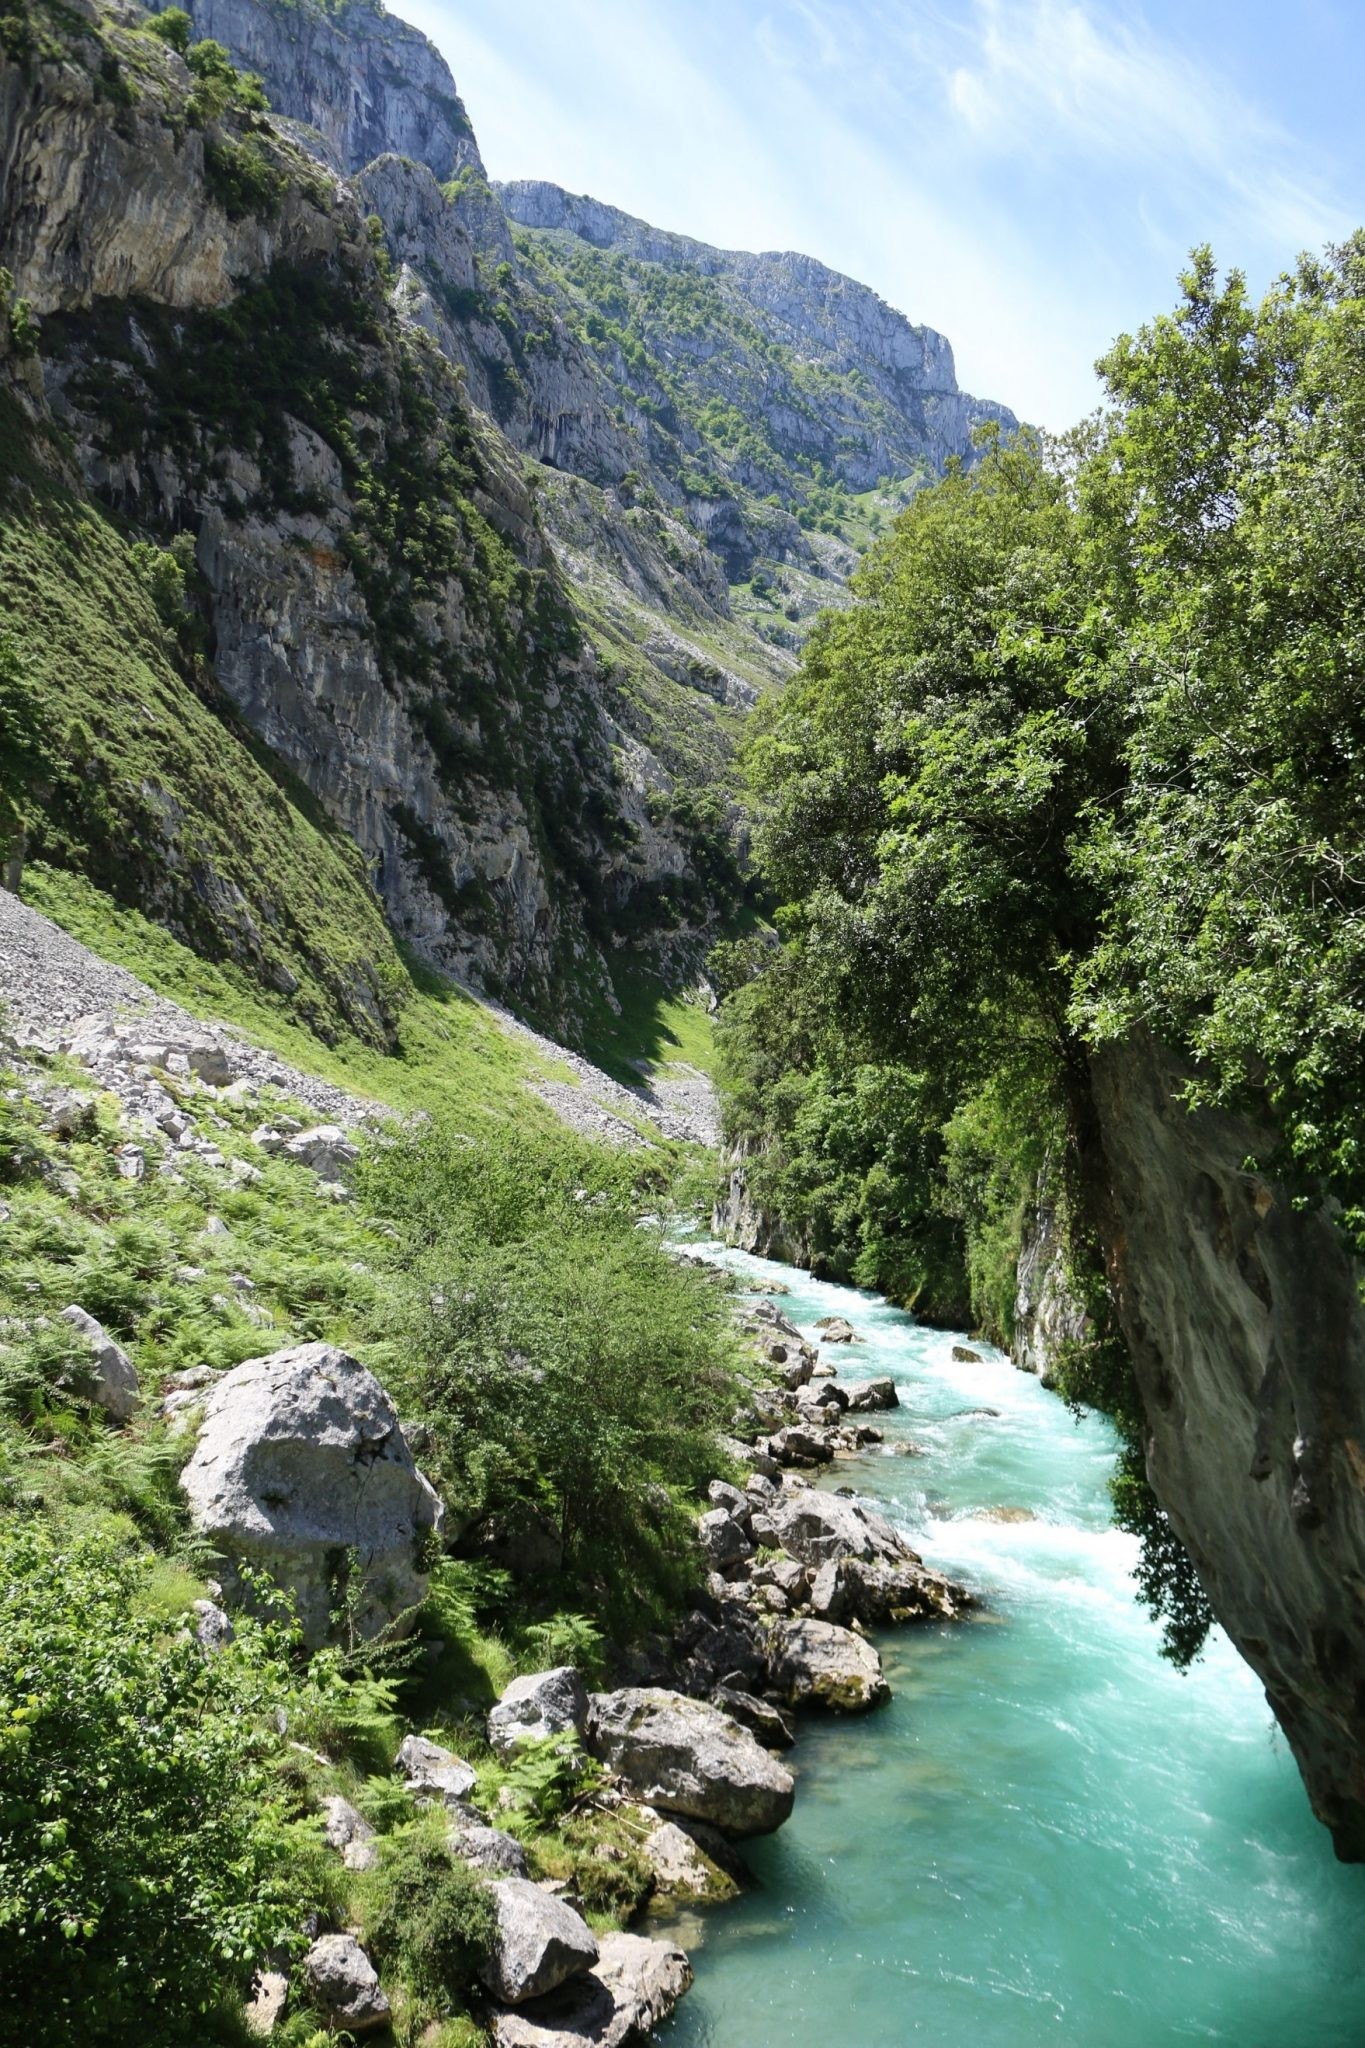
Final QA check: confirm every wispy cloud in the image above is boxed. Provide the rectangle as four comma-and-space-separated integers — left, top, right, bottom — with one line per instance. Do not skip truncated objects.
410, 0, 1358, 429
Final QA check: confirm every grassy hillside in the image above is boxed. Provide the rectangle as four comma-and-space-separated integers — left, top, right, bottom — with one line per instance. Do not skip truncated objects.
0, 391, 407, 1048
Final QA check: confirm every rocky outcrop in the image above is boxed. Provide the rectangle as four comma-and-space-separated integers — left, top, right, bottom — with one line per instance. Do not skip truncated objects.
1086, 1030, 1365, 1859
163, 0, 484, 182
1012, 1182, 1088, 1388
493, 1932, 692, 2048
585, 1688, 795, 1837
712, 1146, 806, 1264
179, 1341, 442, 1648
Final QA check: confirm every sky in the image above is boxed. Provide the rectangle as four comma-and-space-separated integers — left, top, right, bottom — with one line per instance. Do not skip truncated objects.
397, 0, 1365, 431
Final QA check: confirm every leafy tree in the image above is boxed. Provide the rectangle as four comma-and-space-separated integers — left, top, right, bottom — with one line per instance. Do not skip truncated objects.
0, 1529, 302, 2046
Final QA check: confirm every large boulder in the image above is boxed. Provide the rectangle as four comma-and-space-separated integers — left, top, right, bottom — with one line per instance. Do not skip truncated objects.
494, 1932, 692, 2048
303, 1934, 390, 2035
450, 1822, 529, 1876
282, 1125, 359, 1182
642, 1820, 738, 1901
696, 1507, 754, 1574
396, 1732, 478, 1806
815, 1316, 860, 1344
179, 1343, 442, 1648
488, 1667, 589, 1756
769, 1489, 911, 1568
60, 1304, 139, 1423
586, 1688, 794, 1837
482, 1876, 599, 2005
768, 1617, 889, 1712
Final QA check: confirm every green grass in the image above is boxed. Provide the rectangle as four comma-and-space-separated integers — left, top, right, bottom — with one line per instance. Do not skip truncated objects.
23, 863, 580, 1134
575, 952, 717, 1087
0, 391, 412, 1049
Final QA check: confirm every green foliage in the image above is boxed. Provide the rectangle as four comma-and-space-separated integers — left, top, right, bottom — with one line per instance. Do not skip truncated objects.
722, 241, 1365, 1663
499, 1732, 602, 1831
357, 1117, 739, 1620
362, 1824, 496, 2033
144, 6, 190, 53
0, 1528, 301, 2047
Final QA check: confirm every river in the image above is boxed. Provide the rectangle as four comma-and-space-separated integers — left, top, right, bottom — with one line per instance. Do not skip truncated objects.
659, 1244, 1365, 2048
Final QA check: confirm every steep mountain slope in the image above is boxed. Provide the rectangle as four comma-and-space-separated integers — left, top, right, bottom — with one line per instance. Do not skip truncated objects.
158, 0, 1018, 802
2, 0, 1017, 1056
0, 0, 701, 1036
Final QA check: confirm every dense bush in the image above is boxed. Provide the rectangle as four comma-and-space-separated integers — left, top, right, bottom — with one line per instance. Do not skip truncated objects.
363, 1825, 496, 2030
359, 1119, 741, 1621
0, 1529, 301, 2046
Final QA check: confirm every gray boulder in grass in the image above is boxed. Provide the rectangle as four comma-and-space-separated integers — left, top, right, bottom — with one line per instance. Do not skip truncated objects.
179, 1342, 443, 1648
586, 1688, 795, 1837
493, 1931, 693, 2047
396, 1732, 478, 1805
303, 1934, 390, 2034
488, 1666, 590, 1756
482, 1876, 600, 2004
60, 1305, 139, 1423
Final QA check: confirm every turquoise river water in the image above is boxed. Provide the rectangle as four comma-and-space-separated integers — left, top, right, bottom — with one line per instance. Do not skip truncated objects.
658, 1244, 1365, 2048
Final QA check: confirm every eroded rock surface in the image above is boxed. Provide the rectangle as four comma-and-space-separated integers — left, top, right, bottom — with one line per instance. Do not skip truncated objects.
586, 1688, 794, 1836
179, 1342, 442, 1647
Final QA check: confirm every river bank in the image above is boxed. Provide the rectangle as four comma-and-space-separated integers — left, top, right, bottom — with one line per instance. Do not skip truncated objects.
660, 1244, 1365, 2048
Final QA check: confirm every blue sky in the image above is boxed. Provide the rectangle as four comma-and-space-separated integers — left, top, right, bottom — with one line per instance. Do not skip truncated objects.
398, 0, 1364, 429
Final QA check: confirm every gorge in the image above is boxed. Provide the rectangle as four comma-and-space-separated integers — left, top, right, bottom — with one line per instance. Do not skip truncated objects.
2, 0, 1365, 2040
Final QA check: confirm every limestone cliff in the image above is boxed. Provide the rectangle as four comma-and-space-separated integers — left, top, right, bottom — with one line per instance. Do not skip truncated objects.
1085, 1033, 1365, 1859
0, 0, 691, 1029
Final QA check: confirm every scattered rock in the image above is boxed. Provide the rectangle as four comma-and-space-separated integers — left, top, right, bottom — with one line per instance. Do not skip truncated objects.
952, 1345, 984, 1364
815, 1316, 860, 1344
192, 1597, 234, 1653
586, 1688, 794, 1837
710, 1685, 796, 1749
846, 1377, 899, 1413
489, 1667, 590, 1756
244, 1969, 289, 2038
320, 1795, 379, 1871
642, 1819, 738, 1900
59, 1304, 139, 1423
283, 1124, 360, 1182
180, 1342, 442, 1649
768, 1425, 833, 1468
482, 1876, 599, 2005
706, 1479, 752, 1528
697, 1507, 755, 1574
768, 1489, 911, 1569
451, 1823, 530, 1876
968, 1505, 1037, 1523
768, 1617, 890, 1712
493, 1932, 692, 2048
396, 1732, 478, 1806
303, 1934, 390, 2035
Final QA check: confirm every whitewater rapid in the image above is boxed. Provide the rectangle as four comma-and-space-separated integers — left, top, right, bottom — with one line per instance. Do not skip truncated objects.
659, 1245, 1365, 2048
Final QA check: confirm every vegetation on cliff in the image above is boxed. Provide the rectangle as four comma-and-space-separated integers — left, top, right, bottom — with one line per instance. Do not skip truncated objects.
718, 241, 1365, 1660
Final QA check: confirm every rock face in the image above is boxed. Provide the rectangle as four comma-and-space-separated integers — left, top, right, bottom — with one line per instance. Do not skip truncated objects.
586, 1688, 795, 1837
1085, 1031, 1365, 1859
482, 1877, 599, 2005
59, 1304, 139, 1422
488, 1667, 590, 1756
497, 182, 1016, 495
1012, 1183, 1088, 1388
179, 1342, 442, 1648
158, 0, 485, 182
